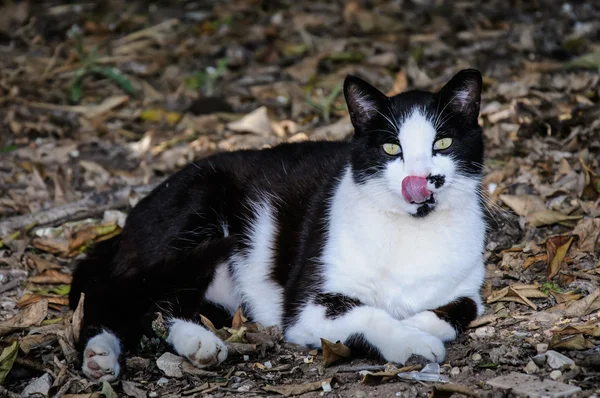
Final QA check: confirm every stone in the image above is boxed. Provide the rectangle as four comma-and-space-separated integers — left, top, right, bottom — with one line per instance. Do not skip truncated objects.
532, 354, 547, 367
156, 352, 184, 378
523, 360, 539, 374
550, 370, 562, 380
474, 326, 496, 338
537, 343, 549, 354
157, 377, 169, 385
471, 353, 482, 361
450, 367, 460, 376
22, 373, 53, 397
546, 350, 575, 370
126, 356, 151, 371
487, 372, 581, 398
355, 391, 367, 398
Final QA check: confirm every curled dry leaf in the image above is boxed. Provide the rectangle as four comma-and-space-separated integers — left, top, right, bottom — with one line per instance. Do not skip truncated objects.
499, 194, 546, 217
231, 306, 247, 329
523, 253, 548, 270
362, 364, 423, 385
31, 237, 69, 255
29, 269, 72, 284
487, 285, 547, 310
0, 299, 48, 336
572, 217, 600, 252
527, 210, 581, 227
263, 377, 333, 396
71, 293, 85, 345
564, 288, 600, 318
19, 334, 57, 354
17, 294, 69, 308
321, 338, 351, 366
546, 236, 574, 279
550, 333, 590, 350
429, 383, 479, 398
26, 254, 62, 273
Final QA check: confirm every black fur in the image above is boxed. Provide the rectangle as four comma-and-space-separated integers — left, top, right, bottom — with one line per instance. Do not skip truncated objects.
432, 297, 478, 333
344, 333, 384, 361
314, 293, 362, 319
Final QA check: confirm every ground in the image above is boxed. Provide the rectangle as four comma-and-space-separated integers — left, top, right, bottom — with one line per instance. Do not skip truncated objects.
1, 0, 600, 397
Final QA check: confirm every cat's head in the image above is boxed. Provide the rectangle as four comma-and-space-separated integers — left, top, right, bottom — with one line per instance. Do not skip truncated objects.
344, 69, 484, 217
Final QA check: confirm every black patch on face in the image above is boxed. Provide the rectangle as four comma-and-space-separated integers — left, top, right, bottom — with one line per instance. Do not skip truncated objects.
314, 293, 362, 319
415, 204, 434, 218
427, 174, 445, 189
432, 297, 478, 333
344, 333, 384, 361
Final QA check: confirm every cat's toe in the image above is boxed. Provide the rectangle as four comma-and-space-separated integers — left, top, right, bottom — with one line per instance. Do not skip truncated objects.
81, 332, 121, 381
385, 329, 445, 365
186, 336, 228, 368
410, 333, 445, 363
167, 320, 228, 369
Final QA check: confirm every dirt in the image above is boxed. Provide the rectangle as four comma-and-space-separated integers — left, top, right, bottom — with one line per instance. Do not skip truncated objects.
1, 0, 600, 397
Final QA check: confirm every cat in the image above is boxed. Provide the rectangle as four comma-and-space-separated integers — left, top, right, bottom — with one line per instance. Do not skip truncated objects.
69, 69, 486, 381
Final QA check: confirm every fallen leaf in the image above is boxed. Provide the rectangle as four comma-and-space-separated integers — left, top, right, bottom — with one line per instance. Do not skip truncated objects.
122, 381, 146, 398
564, 288, 600, 318
0, 299, 48, 335
572, 217, 600, 252
263, 377, 333, 396
69, 224, 119, 252
487, 285, 546, 310
546, 236, 574, 279
321, 338, 351, 366
17, 294, 69, 308
225, 326, 247, 343
550, 333, 589, 350
31, 237, 69, 255
553, 322, 600, 337
500, 195, 546, 216
231, 307, 247, 329
71, 293, 85, 345
228, 106, 273, 136
26, 254, 62, 272
550, 291, 581, 304
527, 210, 581, 227
0, 341, 18, 384
361, 364, 423, 385
101, 380, 118, 398
429, 383, 479, 398
19, 334, 57, 354
523, 253, 548, 270
200, 314, 217, 332
565, 52, 600, 69
29, 270, 72, 284
140, 108, 182, 126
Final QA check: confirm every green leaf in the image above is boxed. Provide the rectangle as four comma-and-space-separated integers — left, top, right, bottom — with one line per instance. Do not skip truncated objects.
101, 380, 118, 398
90, 66, 135, 96
565, 52, 600, 70
0, 145, 17, 153
70, 70, 86, 104
42, 317, 63, 325
0, 341, 19, 384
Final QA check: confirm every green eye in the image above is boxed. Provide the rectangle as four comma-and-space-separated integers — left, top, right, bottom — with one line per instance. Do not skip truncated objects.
433, 138, 453, 150
382, 143, 402, 156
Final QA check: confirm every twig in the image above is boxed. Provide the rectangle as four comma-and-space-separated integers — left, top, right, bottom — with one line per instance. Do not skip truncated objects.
335, 364, 387, 373
0, 183, 159, 237
561, 271, 600, 282
15, 357, 47, 373
224, 342, 257, 355
0, 385, 21, 398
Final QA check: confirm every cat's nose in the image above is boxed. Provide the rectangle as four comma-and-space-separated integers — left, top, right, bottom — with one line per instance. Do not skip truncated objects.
401, 176, 432, 204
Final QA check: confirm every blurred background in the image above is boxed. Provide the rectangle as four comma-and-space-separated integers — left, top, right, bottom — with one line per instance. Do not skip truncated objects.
0, 0, 600, 396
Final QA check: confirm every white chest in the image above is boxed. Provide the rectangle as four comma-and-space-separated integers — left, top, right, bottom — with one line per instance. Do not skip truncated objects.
321, 177, 485, 319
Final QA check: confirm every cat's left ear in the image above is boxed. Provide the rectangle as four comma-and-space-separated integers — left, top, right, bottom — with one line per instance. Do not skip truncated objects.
437, 69, 482, 122
344, 75, 388, 131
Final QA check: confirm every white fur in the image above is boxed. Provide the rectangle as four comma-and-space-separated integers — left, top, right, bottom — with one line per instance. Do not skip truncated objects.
285, 304, 445, 364
401, 311, 457, 341
167, 319, 227, 368
205, 262, 239, 315
82, 331, 121, 381
230, 198, 283, 326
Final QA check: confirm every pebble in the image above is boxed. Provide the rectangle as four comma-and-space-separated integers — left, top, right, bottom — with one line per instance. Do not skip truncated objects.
450, 367, 460, 376
471, 353, 482, 361
532, 354, 547, 367
474, 326, 496, 338
355, 391, 367, 398
22, 373, 53, 397
549, 370, 562, 380
523, 360, 539, 374
536, 343, 549, 354
149, 392, 158, 398
487, 372, 581, 398
546, 350, 575, 370
156, 352, 184, 378
157, 377, 169, 385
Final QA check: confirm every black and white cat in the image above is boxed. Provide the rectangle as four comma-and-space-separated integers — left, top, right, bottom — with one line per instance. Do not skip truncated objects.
69, 69, 486, 381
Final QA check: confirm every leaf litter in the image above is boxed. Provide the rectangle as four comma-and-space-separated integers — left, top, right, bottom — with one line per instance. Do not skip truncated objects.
0, 0, 600, 396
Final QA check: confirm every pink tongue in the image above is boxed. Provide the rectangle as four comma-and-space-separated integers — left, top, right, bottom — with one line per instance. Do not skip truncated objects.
402, 176, 432, 203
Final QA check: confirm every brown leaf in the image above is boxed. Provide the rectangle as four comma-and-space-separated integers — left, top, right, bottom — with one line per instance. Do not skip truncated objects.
564, 288, 600, 318
122, 381, 146, 398
29, 269, 72, 284
32, 237, 69, 255
523, 253, 548, 270
572, 217, 600, 252
200, 315, 217, 332
553, 322, 600, 337
0, 299, 48, 336
550, 333, 589, 350
321, 338, 351, 366
527, 210, 581, 227
19, 334, 57, 354
550, 290, 582, 304
500, 194, 546, 216
231, 307, 247, 329
263, 377, 333, 396
468, 314, 497, 328
487, 285, 545, 310
71, 293, 85, 345
361, 364, 423, 385
17, 294, 69, 308
430, 383, 479, 398
26, 254, 62, 273
546, 236, 574, 279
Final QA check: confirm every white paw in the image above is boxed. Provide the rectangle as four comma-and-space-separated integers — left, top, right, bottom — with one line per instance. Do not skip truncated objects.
167, 319, 228, 368
383, 328, 445, 365
82, 332, 121, 381
401, 311, 457, 342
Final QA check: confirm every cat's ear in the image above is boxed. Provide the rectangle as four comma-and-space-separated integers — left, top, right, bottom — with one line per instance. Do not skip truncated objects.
344, 75, 388, 130
437, 69, 482, 122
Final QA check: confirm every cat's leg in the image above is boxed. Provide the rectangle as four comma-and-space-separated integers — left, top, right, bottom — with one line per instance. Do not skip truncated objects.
82, 331, 122, 381
166, 319, 228, 368
285, 294, 445, 364
400, 297, 481, 342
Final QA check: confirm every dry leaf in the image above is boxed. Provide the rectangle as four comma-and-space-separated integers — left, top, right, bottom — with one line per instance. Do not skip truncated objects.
19, 334, 57, 354
200, 315, 217, 332
263, 377, 333, 396
228, 106, 273, 136
72, 293, 85, 345
31, 237, 69, 255
321, 338, 351, 366
564, 288, 600, 318
17, 294, 69, 308
487, 285, 546, 310
550, 291, 581, 304
122, 381, 146, 398
0, 341, 18, 384
550, 333, 589, 350
29, 270, 72, 284
231, 307, 247, 329
361, 364, 422, 385
0, 299, 48, 336
527, 210, 581, 227
546, 236, 574, 279
26, 254, 62, 272
429, 383, 479, 398
500, 194, 546, 216
572, 217, 600, 252
523, 253, 548, 270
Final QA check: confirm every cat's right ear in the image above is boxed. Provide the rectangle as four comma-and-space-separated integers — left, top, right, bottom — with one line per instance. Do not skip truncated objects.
344, 75, 388, 131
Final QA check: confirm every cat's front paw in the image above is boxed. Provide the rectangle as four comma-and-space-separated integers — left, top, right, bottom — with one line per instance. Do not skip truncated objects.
167, 319, 228, 368
385, 328, 445, 365
82, 332, 121, 381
